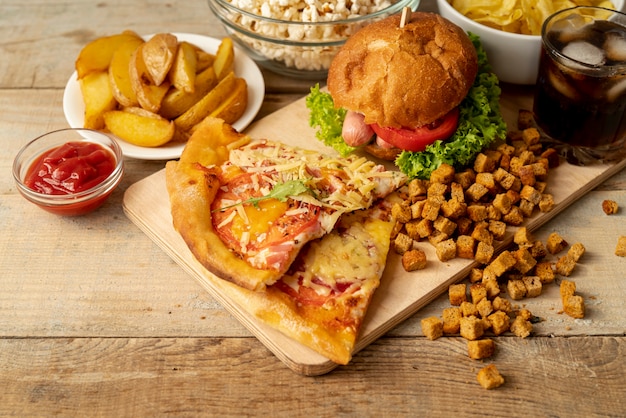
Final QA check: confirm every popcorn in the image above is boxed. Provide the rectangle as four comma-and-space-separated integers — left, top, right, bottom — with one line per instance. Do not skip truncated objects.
226, 0, 393, 71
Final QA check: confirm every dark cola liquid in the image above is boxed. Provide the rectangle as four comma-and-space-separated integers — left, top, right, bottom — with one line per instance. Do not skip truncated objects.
533, 19, 626, 150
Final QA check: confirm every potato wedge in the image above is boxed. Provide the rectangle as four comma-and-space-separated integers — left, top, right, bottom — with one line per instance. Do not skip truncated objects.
104, 107, 175, 147
108, 36, 145, 107
174, 71, 237, 132
142, 33, 178, 86
160, 66, 218, 120
80, 71, 118, 130
130, 43, 170, 113
75, 31, 142, 79
169, 41, 197, 93
195, 49, 216, 73
208, 77, 248, 125
213, 37, 235, 81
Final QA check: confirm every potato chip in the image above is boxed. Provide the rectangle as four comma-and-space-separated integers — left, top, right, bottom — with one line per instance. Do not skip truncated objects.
450, 0, 617, 35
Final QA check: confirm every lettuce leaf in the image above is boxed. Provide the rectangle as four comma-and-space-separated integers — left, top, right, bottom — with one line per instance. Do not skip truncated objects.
305, 33, 507, 179
306, 84, 355, 157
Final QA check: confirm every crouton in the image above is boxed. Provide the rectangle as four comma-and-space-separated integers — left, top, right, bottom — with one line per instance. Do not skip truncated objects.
510, 315, 533, 338
466, 183, 489, 202
502, 206, 525, 226
476, 298, 493, 318
514, 247, 537, 274
518, 199, 535, 218
449, 283, 467, 306
488, 310, 510, 335
407, 178, 428, 199
547, 232, 568, 254
476, 172, 497, 193
522, 276, 542, 298
468, 339, 496, 360
563, 295, 586, 319
428, 182, 449, 198
482, 275, 501, 299
402, 249, 427, 272
441, 198, 467, 219
421, 198, 441, 221
475, 241, 495, 264
471, 221, 494, 245
602, 199, 619, 215
513, 226, 533, 247
535, 262, 555, 284
470, 283, 488, 304
517, 165, 536, 187
616, 236, 626, 257
391, 201, 412, 224
413, 219, 434, 239
530, 240, 548, 260
520, 185, 541, 204
567, 242, 585, 262
467, 204, 488, 223
494, 167, 517, 190
538, 193, 555, 212
410, 200, 426, 219
442, 307, 462, 334
421, 316, 443, 340
492, 296, 512, 314
489, 250, 517, 277
469, 268, 483, 283
477, 364, 505, 390
456, 235, 476, 259
455, 169, 476, 189
434, 215, 457, 236
460, 301, 479, 317
474, 152, 497, 173
555, 254, 577, 277
507, 279, 527, 300
394, 232, 414, 255
430, 163, 456, 184
488, 220, 507, 241
493, 193, 512, 215
460, 315, 485, 340
560, 279, 577, 301
450, 182, 465, 202
436, 239, 457, 262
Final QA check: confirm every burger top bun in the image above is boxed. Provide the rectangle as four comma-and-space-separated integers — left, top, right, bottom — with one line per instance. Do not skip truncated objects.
327, 12, 478, 129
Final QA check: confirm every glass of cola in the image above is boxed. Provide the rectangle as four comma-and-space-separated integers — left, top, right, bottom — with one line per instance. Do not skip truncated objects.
533, 6, 626, 165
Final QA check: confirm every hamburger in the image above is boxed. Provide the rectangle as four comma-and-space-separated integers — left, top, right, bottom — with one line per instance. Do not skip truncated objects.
307, 11, 507, 179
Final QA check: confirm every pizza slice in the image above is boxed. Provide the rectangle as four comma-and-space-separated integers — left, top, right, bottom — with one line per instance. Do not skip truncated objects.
225, 196, 399, 365
166, 117, 406, 291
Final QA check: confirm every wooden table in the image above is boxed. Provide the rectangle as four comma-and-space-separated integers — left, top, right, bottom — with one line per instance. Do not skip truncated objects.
1, 1, 624, 416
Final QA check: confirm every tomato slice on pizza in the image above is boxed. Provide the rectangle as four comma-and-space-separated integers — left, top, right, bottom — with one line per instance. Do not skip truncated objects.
166, 118, 406, 291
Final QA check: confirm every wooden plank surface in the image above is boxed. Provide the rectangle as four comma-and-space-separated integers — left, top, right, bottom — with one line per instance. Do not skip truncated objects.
123, 88, 626, 375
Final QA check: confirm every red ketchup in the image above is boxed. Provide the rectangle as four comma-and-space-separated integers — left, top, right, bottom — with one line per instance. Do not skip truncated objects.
23, 141, 117, 215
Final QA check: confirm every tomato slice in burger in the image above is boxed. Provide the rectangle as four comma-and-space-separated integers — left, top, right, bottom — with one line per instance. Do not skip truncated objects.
370, 107, 460, 152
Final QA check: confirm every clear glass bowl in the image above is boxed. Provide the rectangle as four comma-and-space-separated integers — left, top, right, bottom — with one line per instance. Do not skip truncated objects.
13, 128, 124, 216
208, 0, 421, 79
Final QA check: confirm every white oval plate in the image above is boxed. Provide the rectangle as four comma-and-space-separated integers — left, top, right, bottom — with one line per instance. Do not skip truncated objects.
63, 33, 265, 160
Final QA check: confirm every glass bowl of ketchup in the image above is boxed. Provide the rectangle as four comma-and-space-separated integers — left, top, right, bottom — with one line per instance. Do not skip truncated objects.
12, 128, 124, 216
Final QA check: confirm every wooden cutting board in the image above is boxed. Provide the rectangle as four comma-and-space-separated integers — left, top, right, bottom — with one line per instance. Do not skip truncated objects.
123, 88, 626, 376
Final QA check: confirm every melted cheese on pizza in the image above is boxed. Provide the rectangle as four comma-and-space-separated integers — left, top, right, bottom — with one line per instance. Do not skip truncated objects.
211, 139, 405, 274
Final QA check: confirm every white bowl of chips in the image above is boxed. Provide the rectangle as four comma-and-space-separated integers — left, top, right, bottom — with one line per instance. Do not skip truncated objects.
437, 0, 623, 85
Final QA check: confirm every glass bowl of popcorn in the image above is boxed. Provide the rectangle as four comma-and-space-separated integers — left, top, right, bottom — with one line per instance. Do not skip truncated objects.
208, 0, 421, 79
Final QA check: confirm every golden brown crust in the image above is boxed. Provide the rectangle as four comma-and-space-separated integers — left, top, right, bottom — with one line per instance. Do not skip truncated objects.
327, 12, 478, 128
